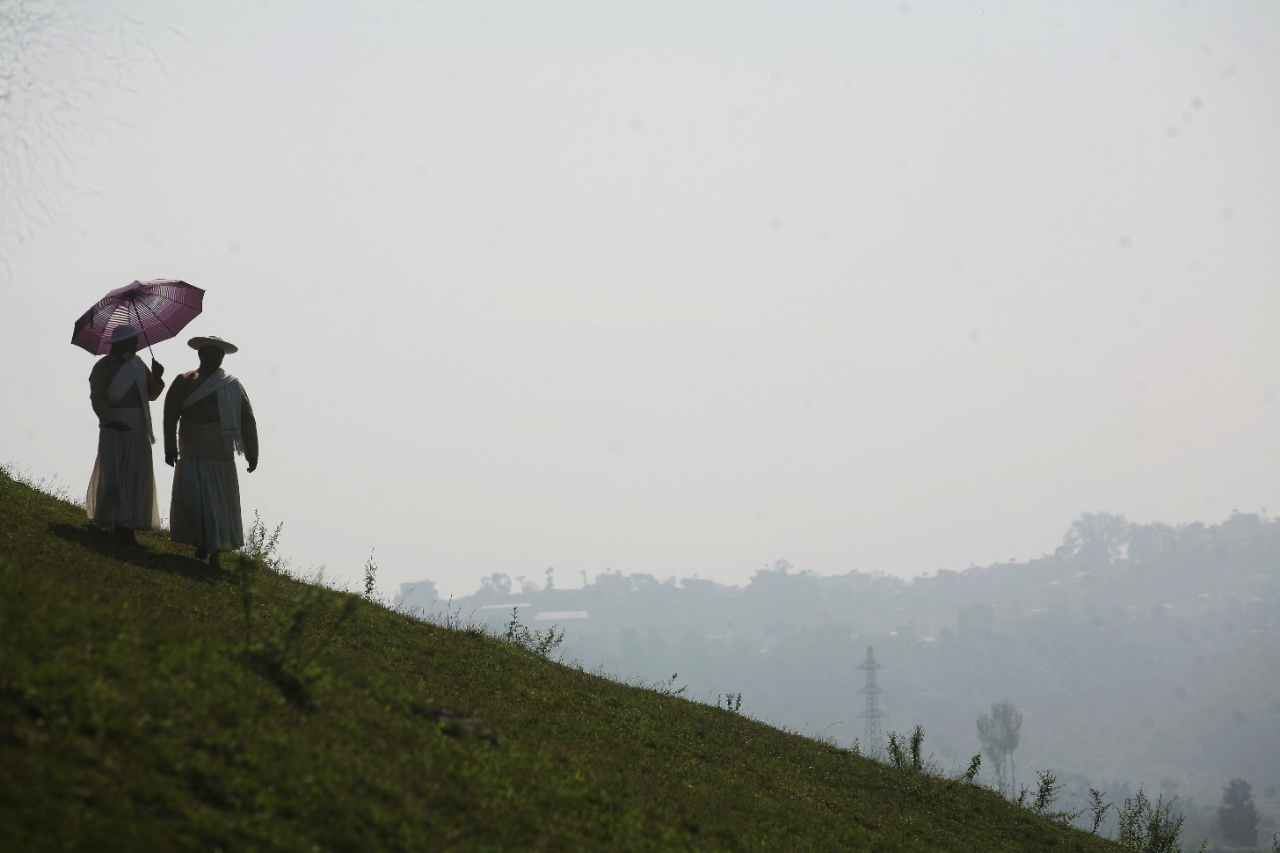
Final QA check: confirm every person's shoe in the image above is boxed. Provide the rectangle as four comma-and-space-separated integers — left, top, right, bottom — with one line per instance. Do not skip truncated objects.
113, 525, 136, 545
194, 547, 207, 561
208, 552, 221, 569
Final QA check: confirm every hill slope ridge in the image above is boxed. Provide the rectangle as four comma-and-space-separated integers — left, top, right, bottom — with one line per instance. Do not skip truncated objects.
0, 469, 1119, 851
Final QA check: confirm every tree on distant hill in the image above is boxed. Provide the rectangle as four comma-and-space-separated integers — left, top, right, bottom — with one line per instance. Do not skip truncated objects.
1217, 778, 1258, 847
480, 573, 512, 596
1055, 512, 1130, 565
977, 700, 1023, 794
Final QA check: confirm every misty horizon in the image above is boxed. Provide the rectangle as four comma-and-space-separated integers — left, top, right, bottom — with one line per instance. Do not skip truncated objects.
4, 1, 1278, 601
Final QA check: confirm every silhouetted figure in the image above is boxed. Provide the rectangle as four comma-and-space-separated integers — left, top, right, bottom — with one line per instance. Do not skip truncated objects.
86, 325, 165, 541
163, 336, 258, 568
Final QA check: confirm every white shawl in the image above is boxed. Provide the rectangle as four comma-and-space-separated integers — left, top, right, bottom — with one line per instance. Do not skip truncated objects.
106, 356, 154, 444
182, 369, 245, 456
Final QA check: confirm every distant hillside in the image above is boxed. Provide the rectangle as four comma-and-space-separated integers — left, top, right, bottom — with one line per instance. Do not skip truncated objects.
0, 467, 1123, 851
402, 512, 1280, 822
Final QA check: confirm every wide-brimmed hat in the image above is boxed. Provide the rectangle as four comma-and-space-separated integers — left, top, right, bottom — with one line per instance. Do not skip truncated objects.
107, 325, 142, 345
188, 335, 239, 354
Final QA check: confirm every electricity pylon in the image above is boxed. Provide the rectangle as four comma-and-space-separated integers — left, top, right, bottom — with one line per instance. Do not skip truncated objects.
856, 645, 887, 759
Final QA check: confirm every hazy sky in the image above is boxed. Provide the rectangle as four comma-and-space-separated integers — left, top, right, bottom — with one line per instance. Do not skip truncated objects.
3, 0, 1278, 598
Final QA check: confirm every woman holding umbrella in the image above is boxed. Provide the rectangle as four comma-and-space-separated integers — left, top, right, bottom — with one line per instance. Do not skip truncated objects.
73, 279, 205, 543
86, 325, 166, 541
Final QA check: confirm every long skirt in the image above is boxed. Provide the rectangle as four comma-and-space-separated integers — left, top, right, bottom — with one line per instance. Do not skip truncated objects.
86, 408, 160, 530
169, 420, 244, 553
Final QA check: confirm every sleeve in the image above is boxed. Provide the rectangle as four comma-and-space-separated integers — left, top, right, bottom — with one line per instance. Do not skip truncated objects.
240, 388, 259, 464
163, 376, 184, 460
89, 360, 112, 426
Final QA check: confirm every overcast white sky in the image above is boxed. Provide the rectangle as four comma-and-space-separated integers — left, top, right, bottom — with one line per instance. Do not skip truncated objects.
3, 0, 1278, 598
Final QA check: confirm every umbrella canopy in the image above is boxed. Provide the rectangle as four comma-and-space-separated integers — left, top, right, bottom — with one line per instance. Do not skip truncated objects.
71, 280, 205, 355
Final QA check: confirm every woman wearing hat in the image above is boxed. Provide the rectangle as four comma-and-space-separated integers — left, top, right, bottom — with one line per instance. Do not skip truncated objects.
86, 325, 166, 540
163, 336, 258, 568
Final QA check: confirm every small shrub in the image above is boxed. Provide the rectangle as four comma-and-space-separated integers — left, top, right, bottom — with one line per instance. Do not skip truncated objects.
1079, 785, 1202, 852
717, 692, 743, 713
243, 510, 287, 574
884, 725, 929, 773
1086, 786, 1114, 835
908, 724, 925, 772
886, 731, 908, 771
1115, 787, 1185, 853
363, 548, 378, 601
1032, 770, 1056, 813
1028, 769, 1083, 823
961, 753, 982, 783
502, 607, 565, 658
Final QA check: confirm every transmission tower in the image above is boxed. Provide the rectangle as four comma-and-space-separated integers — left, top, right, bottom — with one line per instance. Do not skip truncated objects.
856, 645, 887, 758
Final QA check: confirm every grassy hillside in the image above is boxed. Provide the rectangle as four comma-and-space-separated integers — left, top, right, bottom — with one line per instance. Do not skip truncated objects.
0, 469, 1123, 852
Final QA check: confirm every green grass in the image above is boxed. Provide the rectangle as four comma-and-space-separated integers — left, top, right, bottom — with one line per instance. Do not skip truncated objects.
0, 468, 1123, 852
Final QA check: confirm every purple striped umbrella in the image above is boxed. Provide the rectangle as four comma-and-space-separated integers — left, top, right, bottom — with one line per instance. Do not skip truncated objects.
71, 279, 205, 356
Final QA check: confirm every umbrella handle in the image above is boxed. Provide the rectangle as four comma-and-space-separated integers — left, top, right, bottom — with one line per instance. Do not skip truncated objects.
130, 299, 157, 361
